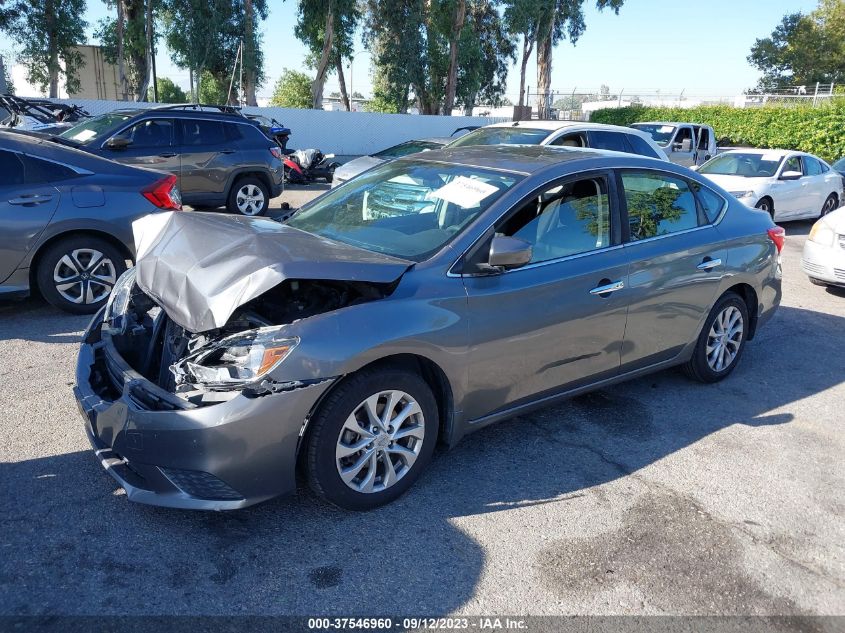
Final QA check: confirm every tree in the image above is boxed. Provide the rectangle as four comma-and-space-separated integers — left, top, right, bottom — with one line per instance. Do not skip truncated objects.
147, 76, 187, 102
10, 0, 88, 97
503, 0, 543, 109
270, 68, 313, 108
94, 1, 155, 101
294, 0, 359, 109
749, 0, 845, 89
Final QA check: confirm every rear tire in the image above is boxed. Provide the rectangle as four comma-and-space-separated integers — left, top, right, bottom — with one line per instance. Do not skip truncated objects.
755, 197, 774, 219
820, 193, 838, 218
36, 235, 127, 314
306, 367, 439, 510
227, 176, 269, 216
683, 292, 749, 383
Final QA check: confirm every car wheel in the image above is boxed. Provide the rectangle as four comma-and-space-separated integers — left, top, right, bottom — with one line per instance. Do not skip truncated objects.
36, 236, 127, 314
820, 193, 838, 218
683, 292, 749, 383
306, 367, 439, 510
755, 197, 774, 218
227, 177, 269, 216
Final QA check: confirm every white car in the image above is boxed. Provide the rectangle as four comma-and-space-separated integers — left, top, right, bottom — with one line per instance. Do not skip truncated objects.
696, 149, 843, 221
448, 121, 670, 161
802, 205, 845, 288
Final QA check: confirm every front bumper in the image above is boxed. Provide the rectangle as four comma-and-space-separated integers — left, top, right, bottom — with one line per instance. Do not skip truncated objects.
74, 310, 334, 510
801, 238, 845, 287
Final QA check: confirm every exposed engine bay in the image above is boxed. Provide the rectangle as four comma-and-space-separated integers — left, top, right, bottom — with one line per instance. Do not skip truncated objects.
104, 277, 392, 406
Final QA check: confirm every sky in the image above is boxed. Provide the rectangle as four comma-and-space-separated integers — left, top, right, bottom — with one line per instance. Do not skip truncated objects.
0, 0, 822, 101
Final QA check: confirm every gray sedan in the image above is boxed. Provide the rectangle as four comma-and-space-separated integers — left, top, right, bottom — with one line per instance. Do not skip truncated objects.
75, 145, 782, 511
0, 131, 180, 313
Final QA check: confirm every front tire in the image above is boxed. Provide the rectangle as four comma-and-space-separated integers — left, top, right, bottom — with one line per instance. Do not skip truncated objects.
227, 177, 269, 216
683, 292, 749, 383
36, 235, 127, 314
306, 367, 439, 510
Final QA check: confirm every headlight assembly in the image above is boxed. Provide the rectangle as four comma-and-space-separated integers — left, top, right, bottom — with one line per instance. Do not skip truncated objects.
174, 328, 299, 389
808, 221, 835, 247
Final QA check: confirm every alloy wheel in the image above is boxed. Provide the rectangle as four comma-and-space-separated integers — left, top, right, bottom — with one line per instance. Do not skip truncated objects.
53, 248, 117, 305
821, 195, 837, 217
706, 305, 744, 372
235, 184, 265, 215
335, 390, 425, 494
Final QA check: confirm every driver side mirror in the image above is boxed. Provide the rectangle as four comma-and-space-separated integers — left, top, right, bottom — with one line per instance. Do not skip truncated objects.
105, 136, 132, 150
487, 235, 533, 270
780, 170, 802, 181
679, 138, 692, 152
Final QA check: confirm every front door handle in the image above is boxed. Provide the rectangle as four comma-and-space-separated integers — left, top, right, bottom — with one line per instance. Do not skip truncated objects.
158, 152, 177, 158
8, 195, 53, 206
697, 258, 722, 270
219, 148, 236, 154
590, 280, 625, 296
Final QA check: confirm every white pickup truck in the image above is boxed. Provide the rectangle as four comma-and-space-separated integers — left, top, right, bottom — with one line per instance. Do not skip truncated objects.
630, 122, 719, 167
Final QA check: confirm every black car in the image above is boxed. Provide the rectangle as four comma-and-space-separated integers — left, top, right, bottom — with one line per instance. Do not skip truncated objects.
55, 105, 284, 216
0, 130, 179, 313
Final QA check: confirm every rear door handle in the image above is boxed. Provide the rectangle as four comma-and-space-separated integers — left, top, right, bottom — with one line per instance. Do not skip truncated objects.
697, 258, 722, 270
158, 152, 177, 158
589, 280, 624, 296
220, 148, 236, 154
8, 195, 53, 206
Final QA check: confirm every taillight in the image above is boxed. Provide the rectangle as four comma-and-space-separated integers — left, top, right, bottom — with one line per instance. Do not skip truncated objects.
269, 146, 282, 160
142, 174, 182, 210
767, 226, 785, 254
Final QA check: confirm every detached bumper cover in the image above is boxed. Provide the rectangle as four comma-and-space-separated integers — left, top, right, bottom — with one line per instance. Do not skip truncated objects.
74, 311, 335, 510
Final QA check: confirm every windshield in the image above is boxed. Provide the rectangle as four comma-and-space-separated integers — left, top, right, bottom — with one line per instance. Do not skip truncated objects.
59, 113, 133, 143
631, 124, 676, 146
448, 126, 550, 147
374, 140, 444, 159
287, 159, 521, 261
698, 152, 784, 178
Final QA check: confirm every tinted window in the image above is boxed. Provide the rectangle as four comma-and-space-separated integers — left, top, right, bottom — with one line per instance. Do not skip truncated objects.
448, 127, 550, 147
374, 140, 444, 158
622, 172, 700, 241
120, 118, 173, 148
804, 156, 823, 176
549, 132, 586, 147
691, 181, 725, 224
626, 134, 661, 159
182, 119, 227, 146
0, 150, 25, 186
589, 130, 630, 153
500, 177, 612, 263
22, 156, 79, 183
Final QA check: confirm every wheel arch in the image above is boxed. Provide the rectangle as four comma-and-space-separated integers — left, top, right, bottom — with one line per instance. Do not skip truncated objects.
225, 168, 273, 198
722, 282, 759, 340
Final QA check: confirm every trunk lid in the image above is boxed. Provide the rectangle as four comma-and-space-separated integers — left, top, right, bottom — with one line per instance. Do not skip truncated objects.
132, 211, 412, 333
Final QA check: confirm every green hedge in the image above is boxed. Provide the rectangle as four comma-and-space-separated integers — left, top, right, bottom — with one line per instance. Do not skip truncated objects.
590, 104, 845, 162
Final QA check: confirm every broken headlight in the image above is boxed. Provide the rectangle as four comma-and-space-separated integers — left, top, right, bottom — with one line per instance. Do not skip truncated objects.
103, 268, 137, 331
176, 328, 299, 389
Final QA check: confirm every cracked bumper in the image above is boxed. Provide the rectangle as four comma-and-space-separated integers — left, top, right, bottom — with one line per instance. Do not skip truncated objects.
74, 310, 335, 510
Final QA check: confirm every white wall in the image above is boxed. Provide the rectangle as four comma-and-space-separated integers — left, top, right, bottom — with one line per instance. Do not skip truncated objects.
41, 98, 507, 156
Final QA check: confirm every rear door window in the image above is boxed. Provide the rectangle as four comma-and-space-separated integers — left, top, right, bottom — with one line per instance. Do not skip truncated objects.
588, 130, 631, 153
804, 157, 823, 176
182, 119, 227, 146
621, 171, 702, 240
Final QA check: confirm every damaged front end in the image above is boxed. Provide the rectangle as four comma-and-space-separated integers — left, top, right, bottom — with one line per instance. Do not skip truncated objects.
102, 267, 395, 405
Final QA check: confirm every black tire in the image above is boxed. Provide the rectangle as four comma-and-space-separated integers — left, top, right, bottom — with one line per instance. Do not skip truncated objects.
683, 292, 749, 383
755, 197, 774, 218
36, 235, 127, 314
306, 367, 439, 510
820, 193, 838, 218
226, 176, 270, 216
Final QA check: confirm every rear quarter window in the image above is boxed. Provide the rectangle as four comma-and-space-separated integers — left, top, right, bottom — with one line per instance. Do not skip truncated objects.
626, 134, 661, 159
22, 156, 80, 183
691, 181, 726, 223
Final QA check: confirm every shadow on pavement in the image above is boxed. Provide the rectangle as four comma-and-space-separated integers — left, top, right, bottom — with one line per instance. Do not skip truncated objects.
1, 304, 843, 616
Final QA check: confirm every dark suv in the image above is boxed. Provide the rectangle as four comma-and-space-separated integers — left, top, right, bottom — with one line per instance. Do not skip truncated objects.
56, 105, 284, 216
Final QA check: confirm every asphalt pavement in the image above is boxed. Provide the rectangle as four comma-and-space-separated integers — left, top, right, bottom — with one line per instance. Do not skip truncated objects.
0, 190, 843, 620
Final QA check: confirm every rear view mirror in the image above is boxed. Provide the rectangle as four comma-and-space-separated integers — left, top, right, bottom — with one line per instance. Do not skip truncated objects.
487, 236, 532, 270
780, 170, 802, 180
105, 136, 132, 150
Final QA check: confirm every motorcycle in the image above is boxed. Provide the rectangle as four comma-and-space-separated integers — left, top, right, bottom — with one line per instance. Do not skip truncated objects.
283, 149, 340, 184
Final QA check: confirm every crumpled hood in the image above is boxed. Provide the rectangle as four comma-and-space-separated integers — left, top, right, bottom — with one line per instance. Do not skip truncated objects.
132, 212, 412, 333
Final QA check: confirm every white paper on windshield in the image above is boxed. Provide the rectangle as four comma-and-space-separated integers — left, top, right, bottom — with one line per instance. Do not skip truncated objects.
659, 125, 674, 133
761, 152, 781, 162
429, 176, 498, 208
70, 129, 97, 141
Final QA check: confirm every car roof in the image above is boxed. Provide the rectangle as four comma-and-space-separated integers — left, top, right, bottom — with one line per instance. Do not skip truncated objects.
483, 120, 640, 134
633, 121, 706, 127
719, 148, 795, 158
398, 143, 657, 175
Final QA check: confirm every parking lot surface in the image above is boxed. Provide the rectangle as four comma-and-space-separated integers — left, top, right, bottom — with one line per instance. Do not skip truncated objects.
0, 186, 843, 617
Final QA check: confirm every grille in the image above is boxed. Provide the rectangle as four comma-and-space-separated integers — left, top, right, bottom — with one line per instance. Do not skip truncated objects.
802, 259, 826, 275
834, 268, 845, 281
159, 467, 244, 501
